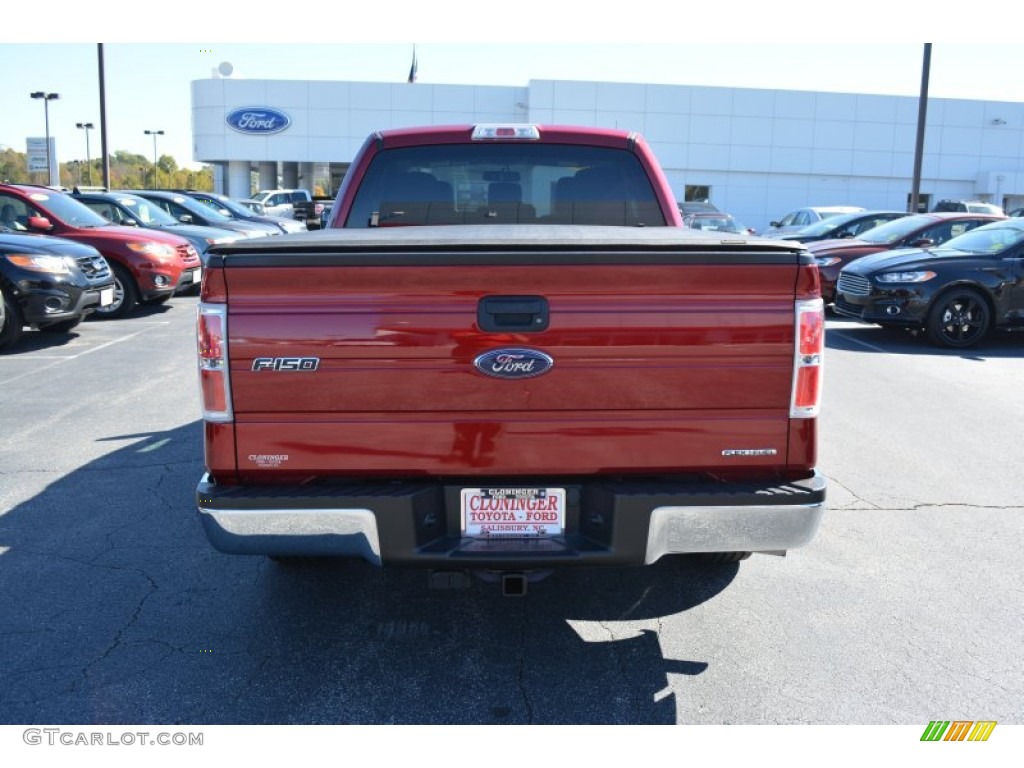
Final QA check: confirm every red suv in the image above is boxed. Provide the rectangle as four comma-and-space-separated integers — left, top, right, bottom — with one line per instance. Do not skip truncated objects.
0, 184, 201, 318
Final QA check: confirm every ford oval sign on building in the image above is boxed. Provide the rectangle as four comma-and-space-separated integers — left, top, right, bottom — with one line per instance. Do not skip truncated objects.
225, 107, 291, 135
473, 349, 554, 380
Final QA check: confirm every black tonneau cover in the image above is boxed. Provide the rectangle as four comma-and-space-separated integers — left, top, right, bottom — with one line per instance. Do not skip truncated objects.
206, 224, 810, 268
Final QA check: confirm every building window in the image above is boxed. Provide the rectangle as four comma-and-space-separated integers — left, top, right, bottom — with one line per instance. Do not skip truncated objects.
685, 185, 712, 203
907, 193, 931, 214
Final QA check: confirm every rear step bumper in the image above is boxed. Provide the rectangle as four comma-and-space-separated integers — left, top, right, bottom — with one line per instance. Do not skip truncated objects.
197, 472, 826, 568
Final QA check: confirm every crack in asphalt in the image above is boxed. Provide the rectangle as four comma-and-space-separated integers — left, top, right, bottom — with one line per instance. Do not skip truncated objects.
79, 567, 160, 682
823, 475, 882, 509
821, 473, 1023, 512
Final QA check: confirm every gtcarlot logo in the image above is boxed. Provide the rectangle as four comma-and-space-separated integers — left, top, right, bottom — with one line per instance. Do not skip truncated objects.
23, 729, 203, 747
920, 720, 997, 742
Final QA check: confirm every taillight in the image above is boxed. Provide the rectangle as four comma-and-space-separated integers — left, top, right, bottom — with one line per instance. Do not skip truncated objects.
790, 299, 824, 418
198, 303, 232, 422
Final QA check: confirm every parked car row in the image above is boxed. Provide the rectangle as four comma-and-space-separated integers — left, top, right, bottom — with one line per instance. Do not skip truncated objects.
0, 183, 202, 323
677, 197, 1018, 349
761, 206, 867, 237
0, 182, 318, 350
774, 210, 909, 243
834, 217, 1024, 348
171, 190, 309, 234
70, 191, 244, 265
809, 212, 1005, 303
765, 200, 1008, 240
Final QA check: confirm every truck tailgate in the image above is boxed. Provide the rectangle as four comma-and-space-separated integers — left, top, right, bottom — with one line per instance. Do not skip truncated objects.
211, 226, 811, 477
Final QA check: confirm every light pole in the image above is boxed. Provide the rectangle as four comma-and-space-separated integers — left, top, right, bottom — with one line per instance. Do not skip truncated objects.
144, 129, 164, 188
76, 122, 94, 186
30, 91, 60, 186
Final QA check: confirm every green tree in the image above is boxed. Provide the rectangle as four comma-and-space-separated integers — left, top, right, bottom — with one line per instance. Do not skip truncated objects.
3, 147, 214, 192
157, 154, 177, 175
1, 148, 30, 183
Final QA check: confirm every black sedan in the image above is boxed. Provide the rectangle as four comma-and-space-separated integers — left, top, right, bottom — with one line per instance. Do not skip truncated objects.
776, 210, 909, 243
834, 219, 1024, 348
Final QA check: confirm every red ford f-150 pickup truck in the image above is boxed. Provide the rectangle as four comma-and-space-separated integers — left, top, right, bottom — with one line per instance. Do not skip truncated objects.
196, 125, 825, 594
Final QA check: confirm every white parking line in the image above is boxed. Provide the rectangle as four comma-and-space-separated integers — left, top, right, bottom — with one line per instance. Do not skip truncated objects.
828, 329, 891, 354
0, 326, 164, 386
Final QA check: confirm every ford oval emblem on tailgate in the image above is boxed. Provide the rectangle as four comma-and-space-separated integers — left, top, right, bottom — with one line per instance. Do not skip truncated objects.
474, 348, 554, 379
225, 107, 292, 135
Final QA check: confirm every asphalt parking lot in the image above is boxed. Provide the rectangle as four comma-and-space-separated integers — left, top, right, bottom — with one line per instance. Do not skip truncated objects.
0, 298, 1022, 725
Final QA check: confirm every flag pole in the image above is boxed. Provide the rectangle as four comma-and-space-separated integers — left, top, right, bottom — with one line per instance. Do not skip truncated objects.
408, 45, 418, 84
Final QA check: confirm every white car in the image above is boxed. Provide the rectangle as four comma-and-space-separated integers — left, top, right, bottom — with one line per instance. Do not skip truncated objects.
250, 189, 313, 219
762, 206, 865, 237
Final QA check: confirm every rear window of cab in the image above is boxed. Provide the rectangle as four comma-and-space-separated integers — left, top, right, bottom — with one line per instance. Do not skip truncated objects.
345, 144, 667, 228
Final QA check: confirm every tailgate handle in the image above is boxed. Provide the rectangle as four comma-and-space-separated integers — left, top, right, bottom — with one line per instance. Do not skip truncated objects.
478, 295, 549, 332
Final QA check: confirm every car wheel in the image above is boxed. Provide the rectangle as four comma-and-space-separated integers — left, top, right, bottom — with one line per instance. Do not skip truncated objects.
925, 287, 991, 349
0, 290, 25, 350
39, 317, 83, 333
93, 264, 139, 320
692, 552, 752, 564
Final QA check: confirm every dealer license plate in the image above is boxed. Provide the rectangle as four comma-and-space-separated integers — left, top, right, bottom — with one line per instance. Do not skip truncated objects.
188, 267, 202, 284
461, 488, 566, 538
99, 287, 114, 306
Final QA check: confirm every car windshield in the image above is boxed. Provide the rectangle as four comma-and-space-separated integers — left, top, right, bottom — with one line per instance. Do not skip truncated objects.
938, 222, 1024, 254
858, 215, 935, 245
116, 195, 178, 226
798, 212, 863, 236
29, 191, 110, 228
165, 195, 234, 222
195, 195, 248, 218
817, 210, 854, 220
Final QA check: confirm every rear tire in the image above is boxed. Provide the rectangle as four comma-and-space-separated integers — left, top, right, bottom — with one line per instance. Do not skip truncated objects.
93, 264, 139, 320
0, 290, 25, 350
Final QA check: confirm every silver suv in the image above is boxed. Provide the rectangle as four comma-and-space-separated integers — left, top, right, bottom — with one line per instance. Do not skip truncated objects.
931, 200, 1004, 215
251, 189, 312, 218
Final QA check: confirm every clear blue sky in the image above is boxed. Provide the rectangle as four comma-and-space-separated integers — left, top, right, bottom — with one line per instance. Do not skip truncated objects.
3, 8, 1022, 171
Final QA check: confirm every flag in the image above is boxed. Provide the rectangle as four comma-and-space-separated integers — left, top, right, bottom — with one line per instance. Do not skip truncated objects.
408, 46, 418, 84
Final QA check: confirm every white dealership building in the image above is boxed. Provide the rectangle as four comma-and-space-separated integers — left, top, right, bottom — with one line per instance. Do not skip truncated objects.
191, 75, 1024, 231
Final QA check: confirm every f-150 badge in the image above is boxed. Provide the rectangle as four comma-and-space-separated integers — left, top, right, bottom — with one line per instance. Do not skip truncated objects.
474, 349, 553, 379
251, 357, 320, 371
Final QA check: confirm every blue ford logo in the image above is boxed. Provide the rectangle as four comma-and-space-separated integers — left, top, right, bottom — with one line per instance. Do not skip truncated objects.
225, 107, 291, 135
474, 348, 554, 380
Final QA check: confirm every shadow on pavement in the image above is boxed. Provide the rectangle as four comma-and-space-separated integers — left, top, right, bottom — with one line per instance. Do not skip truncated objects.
0, 422, 737, 725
